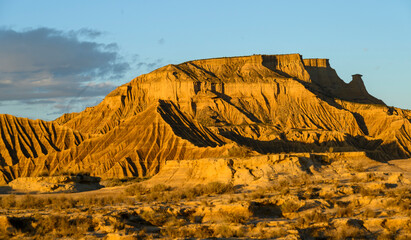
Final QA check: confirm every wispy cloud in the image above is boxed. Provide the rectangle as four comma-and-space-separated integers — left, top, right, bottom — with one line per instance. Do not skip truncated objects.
134, 56, 163, 72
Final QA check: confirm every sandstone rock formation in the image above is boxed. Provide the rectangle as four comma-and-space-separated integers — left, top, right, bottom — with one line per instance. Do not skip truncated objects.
0, 114, 90, 183
1, 54, 411, 183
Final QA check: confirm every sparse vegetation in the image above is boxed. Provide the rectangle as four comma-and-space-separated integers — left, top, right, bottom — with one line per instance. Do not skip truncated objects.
125, 181, 234, 202
0, 194, 132, 210
2, 161, 411, 239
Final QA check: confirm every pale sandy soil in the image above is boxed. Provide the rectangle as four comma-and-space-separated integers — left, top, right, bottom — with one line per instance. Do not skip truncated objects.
1, 155, 410, 239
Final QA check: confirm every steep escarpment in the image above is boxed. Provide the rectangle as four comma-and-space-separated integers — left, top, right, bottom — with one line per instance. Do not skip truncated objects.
2, 53, 411, 183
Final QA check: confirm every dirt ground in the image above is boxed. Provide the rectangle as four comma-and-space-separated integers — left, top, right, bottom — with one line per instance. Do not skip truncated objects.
1, 156, 410, 239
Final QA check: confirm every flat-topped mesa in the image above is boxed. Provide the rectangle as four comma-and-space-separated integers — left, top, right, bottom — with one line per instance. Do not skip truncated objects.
186, 53, 311, 82
3, 53, 411, 183
303, 58, 330, 68
58, 53, 384, 135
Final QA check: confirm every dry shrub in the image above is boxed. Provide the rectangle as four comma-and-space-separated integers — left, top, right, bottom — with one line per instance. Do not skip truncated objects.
384, 197, 411, 212
351, 175, 361, 183
248, 222, 287, 239
333, 206, 354, 218
386, 186, 411, 200
322, 191, 337, 204
362, 207, 379, 218
214, 224, 245, 238
359, 186, 383, 197
216, 210, 251, 224
296, 210, 327, 227
35, 215, 94, 237
125, 184, 147, 196
2, 215, 94, 239
299, 186, 320, 200
291, 173, 314, 187
249, 188, 266, 199
140, 209, 175, 226
103, 178, 123, 187
280, 200, 301, 213
326, 225, 367, 240
269, 179, 291, 194
348, 163, 366, 172
202, 181, 234, 195
161, 225, 213, 238
0, 194, 16, 208
227, 196, 239, 204
151, 184, 171, 192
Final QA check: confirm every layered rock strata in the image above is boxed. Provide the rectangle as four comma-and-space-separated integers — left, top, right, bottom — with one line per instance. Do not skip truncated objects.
1, 54, 411, 183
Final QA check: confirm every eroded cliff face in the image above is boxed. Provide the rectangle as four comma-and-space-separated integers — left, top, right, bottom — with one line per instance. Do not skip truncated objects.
1, 54, 410, 183
0, 115, 90, 183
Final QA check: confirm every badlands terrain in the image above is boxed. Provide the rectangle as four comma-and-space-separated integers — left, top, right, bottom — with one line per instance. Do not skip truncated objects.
0, 54, 411, 239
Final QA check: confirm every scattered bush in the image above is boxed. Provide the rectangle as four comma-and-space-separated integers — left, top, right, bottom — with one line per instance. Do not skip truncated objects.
296, 210, 327, 227
280, 200, 301, 213
151, 184, 171, 192
214, 224, 244, 238
216, 210, 251, 224
0, 194, 130, 210
0, 194, 16, 208
0, 215, 95, 239
326, 225, 367, 240
125, 184, 147, 196
140, 209, 178, 226
125, 181, 234, 202
333, 206, 354, 218
362, 207, 379, 218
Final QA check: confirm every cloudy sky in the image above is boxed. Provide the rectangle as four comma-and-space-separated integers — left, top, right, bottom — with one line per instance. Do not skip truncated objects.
0, 0, 410, 120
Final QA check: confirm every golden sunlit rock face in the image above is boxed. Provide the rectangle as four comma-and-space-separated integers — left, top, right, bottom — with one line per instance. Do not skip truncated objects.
1, 54, 411, 183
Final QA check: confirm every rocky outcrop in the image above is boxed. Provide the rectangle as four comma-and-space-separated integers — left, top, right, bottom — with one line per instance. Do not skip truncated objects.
8, 174, 101, 193
1, 54, 411, 183
146, 152, 369, 188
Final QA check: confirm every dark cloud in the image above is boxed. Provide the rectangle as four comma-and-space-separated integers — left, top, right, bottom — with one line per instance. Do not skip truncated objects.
0, 27, 129, 102
21, 99, 56, 105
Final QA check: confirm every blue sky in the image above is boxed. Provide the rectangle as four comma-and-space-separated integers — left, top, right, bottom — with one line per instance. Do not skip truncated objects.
0, 0, 410, 120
